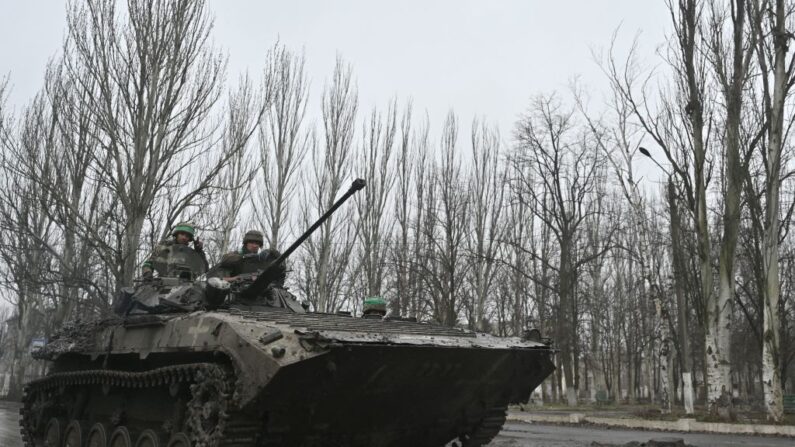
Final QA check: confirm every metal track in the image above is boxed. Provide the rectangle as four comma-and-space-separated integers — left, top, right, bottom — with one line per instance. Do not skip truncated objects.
20, 363, 260, 447
21, 364, 507, 447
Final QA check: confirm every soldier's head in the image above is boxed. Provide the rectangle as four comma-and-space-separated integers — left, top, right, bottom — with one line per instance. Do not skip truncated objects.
242, 230, 264, 253
172, 222, 196, 245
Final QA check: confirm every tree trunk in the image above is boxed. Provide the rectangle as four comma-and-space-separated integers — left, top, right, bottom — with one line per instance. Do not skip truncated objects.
7, 306, 36, 400
758, 0, 787, 423
121, 214, 147, 290
656, 288, 673, 413
558, 239, 577, 406
668, 179, 695, 414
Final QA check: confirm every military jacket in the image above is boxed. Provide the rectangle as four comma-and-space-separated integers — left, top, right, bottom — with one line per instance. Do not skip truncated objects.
209, 248, 286, 286
143, 240, 209, 279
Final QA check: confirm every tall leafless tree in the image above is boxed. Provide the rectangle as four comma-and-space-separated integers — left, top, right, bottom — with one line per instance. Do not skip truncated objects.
64, 0, 237, 291
749, 0, 795, 422
255, 43, 310, 251
514, 94, 608, 405
390, 104, 417, 316
413, 112, 471, 326
356, 101, 397, 298
467, 119, 507, 331
299, 57, 359, 312
0, 93, 58, 399
210, 76, 264, 257
704, 0, 755, 413
603, 0, 728, 410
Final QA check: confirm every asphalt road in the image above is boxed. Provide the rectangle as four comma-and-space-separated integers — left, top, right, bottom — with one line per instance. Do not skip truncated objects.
0, 401, 21, 447
1, 401, 792, 447
490, 421, 795, 446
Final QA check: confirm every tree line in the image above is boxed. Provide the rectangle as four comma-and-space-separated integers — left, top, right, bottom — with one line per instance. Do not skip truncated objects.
0, 0, 794, 422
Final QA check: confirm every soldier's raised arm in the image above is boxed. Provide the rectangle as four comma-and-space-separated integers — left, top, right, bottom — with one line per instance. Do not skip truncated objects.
193, 236, 209, 272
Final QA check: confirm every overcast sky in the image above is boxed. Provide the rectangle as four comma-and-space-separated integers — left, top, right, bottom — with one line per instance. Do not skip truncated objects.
1, 1, 671, 177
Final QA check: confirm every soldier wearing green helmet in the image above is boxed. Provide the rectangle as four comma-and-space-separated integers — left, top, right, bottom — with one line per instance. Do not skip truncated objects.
141, 222, 209, 279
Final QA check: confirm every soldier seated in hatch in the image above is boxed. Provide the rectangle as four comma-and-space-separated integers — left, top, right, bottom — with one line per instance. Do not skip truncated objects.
141, 222, 209, 280
209, 230, 286, 287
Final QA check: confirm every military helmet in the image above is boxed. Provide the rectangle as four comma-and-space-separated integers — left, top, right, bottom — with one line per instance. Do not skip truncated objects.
363, 296, 387, 316
171, 222, 196, 241
243, 230, 264, 247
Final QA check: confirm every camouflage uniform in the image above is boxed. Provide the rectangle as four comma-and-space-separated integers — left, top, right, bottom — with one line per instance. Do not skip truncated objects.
209, 230, 286, 286
142, 223, 208, 279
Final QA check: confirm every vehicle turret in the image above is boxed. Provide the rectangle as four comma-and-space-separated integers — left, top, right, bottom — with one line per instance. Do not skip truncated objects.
119, 179, 366, 315
239, 178, 365, 301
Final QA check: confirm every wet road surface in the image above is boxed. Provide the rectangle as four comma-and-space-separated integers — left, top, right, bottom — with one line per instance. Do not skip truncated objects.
2, 401, 792, 446
489, 421, 795, 446
0, 401, 21, 447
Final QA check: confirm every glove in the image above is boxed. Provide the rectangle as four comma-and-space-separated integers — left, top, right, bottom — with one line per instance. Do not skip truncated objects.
193, 238, 204, 252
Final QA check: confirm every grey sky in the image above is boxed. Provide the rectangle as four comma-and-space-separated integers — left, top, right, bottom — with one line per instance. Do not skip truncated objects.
1, 0, 671, 182
2, 1, 669, 124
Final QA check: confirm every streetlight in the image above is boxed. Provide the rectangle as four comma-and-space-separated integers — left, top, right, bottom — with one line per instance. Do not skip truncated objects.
638, 146, 671, 177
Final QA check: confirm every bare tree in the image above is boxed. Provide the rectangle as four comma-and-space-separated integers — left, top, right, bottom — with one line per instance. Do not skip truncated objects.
401, 116, 433, 319
668, 178, 697, 413
0, 93, 58, 399
603, 0, 725, 409
64, 0, 237, 291
209, 76, 263, 257
44, 61, 115, 319
390, 103, 416, 315
255, 43, 310, 251
409, 112, 472, 326
467, 119, 507, 331
299, 57, 359, 312
704, 0, 755, 413
749, 0, 795, 422
500, 161, 536, 337
514, 94, 607, 405
355, 101, 398, 300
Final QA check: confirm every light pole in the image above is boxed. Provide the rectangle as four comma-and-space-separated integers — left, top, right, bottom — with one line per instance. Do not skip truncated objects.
640, 145, 694, 415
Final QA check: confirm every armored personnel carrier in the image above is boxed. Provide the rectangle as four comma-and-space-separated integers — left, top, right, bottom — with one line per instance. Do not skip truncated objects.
20, 180, 555, 447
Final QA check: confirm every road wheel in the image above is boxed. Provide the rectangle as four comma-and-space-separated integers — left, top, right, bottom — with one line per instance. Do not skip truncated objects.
86, 423, 108, 447
109, 426, 133, 447
43, 418, 63, 447
135, 429, 161, 447
63, 420, 83, 447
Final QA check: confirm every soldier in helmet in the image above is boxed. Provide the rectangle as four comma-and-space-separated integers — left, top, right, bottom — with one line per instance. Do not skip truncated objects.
141, 222, 209, 280
209, 230, 286, 286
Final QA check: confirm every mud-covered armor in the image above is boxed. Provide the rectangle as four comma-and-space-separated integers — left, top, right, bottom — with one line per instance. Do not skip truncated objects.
112, 240, 209, 315
143, 240, 208, 279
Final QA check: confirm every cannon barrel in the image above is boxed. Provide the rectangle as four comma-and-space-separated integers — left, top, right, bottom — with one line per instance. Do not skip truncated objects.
240, 178, 366, 300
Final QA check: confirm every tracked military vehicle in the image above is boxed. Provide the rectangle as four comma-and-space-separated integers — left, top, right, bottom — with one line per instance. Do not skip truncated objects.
20, 179, 555, 447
